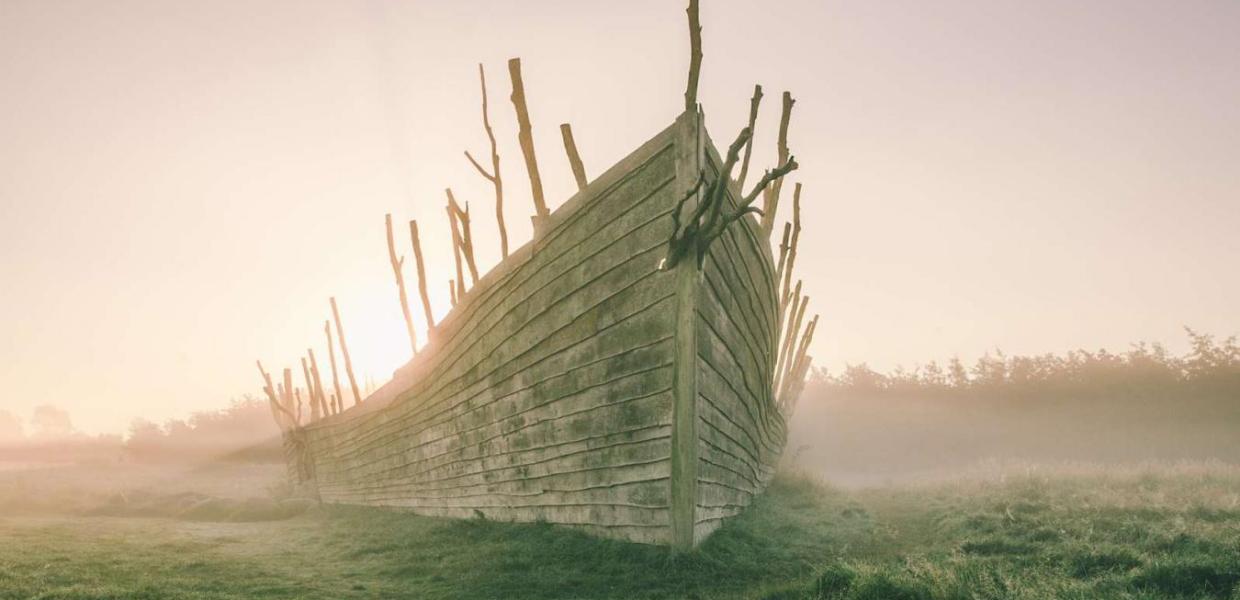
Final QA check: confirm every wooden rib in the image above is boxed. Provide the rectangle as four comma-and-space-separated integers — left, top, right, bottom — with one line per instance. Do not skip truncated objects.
781, 314, 818, 410
256, 360, 292, 429
324, 320, 343, 415
447, 190, 479, 285
446, 199, 466, 298
772, 281, 803, 396
281, 368, 295, 425
759, 92, 795, 237
301, 356, 320, 422
409, 220, 435, 331
386, 214, 418, 356
736, 84, 763, 191
508, 57, 549, 223
560, 123, 588, 190
779, 183, 802, 317
464, 63, 508, 258
683, 0, 702, 111
449, 280, 458, 307
331, 296, 362, 406
778, 294, 809, 402
308, 348, 329, 416
773, 223, 791, 304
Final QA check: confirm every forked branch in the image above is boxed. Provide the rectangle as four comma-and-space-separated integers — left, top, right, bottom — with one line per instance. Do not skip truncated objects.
464, 63, 508, 258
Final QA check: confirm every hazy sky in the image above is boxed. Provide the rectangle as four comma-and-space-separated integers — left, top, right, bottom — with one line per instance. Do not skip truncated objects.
2, 0, 1237, 435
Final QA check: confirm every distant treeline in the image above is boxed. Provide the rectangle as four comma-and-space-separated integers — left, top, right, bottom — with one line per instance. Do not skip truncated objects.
790, 329, 1240, 484
812, 328, 1239, 400
124, 397, 279, 463
0, 397, 280, 465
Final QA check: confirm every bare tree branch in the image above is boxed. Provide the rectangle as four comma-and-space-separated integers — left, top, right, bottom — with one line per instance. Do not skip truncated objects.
465, 63, 508, 258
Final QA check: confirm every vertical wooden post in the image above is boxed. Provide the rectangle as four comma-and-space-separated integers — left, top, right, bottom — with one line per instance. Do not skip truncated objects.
324, 320, 343, 415
779, 184, 802, 318
508, 57, 549, 226
560, 123, 588, 191
447, 190, 479, 285
777, 292, 809, 399
256, 360, 290, 430
308, 348, 329, 416
669, 109, 703, 552
781, 314, 818, 409
774, 280, 803, 396
330, 296, 362, 406
465, 63, 508, 259
683, 0, 702, 111
301, 356, 320, 422
281, 368, 294, 424
409, 220, 435, 332
737, 84, 763, 191
772, 222, 792, 355
760, 92, 795, 237
446, 200, 466, 299
449, 280, 457, 307
773, 223, 792, 300
386, 214, 418, 356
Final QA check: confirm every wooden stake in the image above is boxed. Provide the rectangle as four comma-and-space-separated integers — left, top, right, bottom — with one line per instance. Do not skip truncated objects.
446, 198, 466, 298
308, 348, 329, 416
684, 0, 702, 111
256, 360, 293, 430
773, 281, 803, 396
408, 220, 434, 331
281, 369, 294, 423
294, 388, 305, 425
330, 296, 362, 406
447, 190, 479, 285
774, 223, 791, 299
386, 214, 418, 356
737, 84, 763, 191
449, 280, 457, 306
781, 314, 818, 410
508, 58, 549, 224
324, 320, 343, 415
301, 356, 320, 422
779, 184, 802, 316
465, 63, 509, 259
760, 92, 795, 237
773, 222, 792, 333
778, 293, 809, 400
560, 123, 588, 190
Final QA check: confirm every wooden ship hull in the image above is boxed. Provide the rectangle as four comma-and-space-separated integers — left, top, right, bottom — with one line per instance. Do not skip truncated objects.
282, 110, 794, 548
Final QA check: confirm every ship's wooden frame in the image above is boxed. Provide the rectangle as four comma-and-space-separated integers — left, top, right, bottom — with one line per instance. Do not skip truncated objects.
285, 110, 789, 548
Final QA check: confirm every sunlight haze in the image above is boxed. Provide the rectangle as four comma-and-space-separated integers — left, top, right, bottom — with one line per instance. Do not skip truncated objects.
2, 0, 1238, 434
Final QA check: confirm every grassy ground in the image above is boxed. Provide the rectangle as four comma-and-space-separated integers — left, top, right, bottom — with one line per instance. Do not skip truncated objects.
1, 463, 1238, 599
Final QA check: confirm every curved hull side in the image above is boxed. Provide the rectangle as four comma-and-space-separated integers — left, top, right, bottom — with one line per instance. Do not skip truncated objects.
295, 118, 685, 545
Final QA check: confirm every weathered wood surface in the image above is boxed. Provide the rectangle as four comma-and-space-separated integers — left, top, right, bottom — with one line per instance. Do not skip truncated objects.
692, 126, 786, 543
289, 111, 788, 547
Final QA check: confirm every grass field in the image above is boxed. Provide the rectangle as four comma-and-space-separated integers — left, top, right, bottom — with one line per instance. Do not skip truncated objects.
2, 462, 1239, 599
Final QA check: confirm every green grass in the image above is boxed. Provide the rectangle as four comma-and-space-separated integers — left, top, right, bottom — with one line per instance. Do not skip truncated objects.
1, 465, 1238, 599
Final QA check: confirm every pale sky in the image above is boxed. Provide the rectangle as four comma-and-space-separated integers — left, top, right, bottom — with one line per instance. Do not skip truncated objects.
2, 0, 1238, 435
